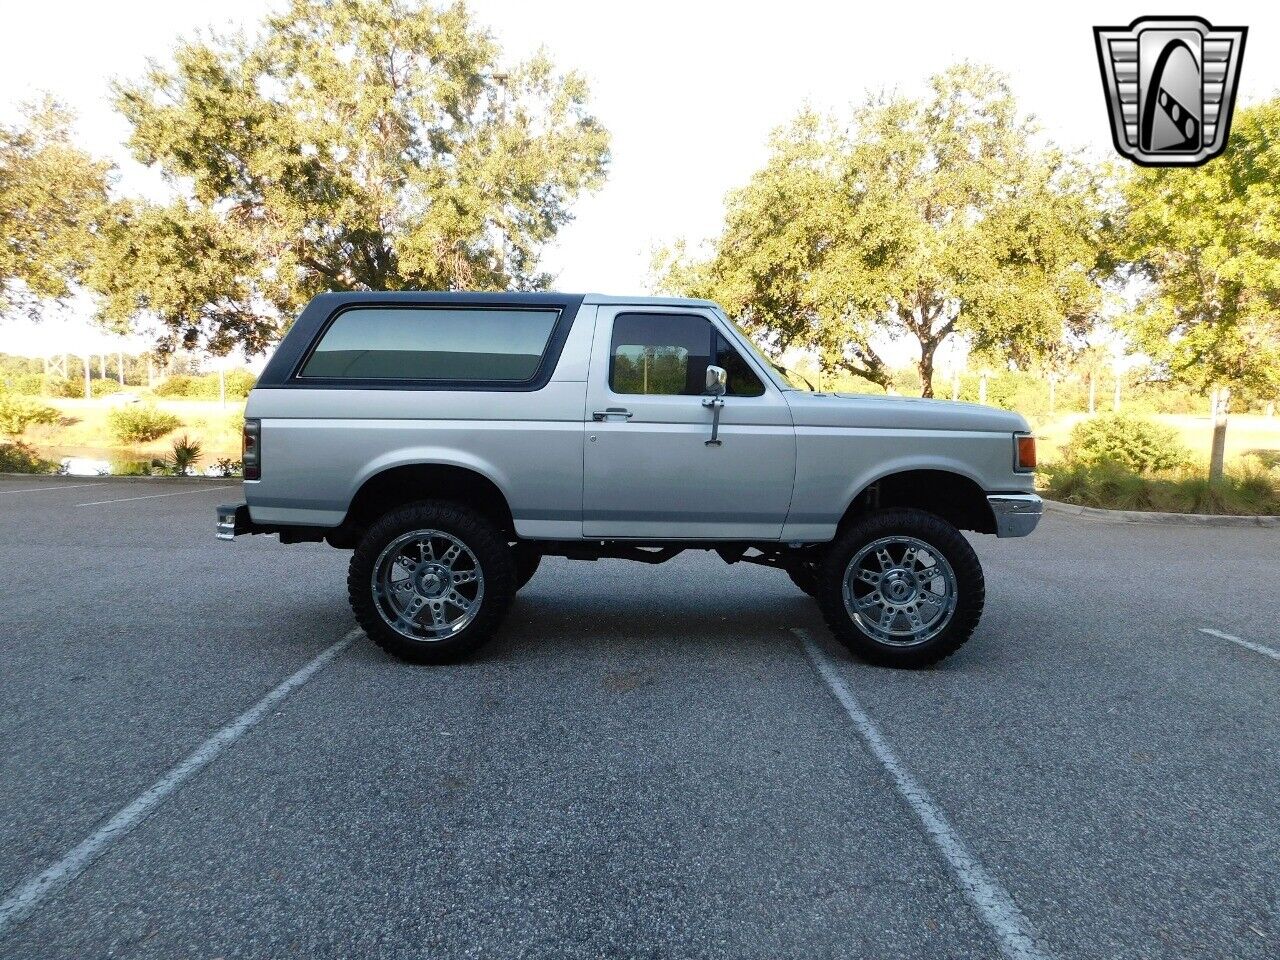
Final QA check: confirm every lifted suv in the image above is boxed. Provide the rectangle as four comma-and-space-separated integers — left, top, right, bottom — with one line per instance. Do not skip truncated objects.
218, 292, 1041, 667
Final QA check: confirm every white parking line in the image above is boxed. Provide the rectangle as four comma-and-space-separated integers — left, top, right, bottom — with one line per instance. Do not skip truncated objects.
1199, 627, 1280, 663
0, 483, 103, 496
0, 629, 360, 937
793, 628, 1051, 960
76, 486, 235, 507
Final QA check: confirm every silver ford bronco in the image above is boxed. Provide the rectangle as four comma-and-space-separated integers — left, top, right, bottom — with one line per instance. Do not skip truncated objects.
217, 292, 1042, 667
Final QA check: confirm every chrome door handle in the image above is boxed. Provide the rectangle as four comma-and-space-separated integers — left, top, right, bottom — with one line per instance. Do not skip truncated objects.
592, 408, 633, 421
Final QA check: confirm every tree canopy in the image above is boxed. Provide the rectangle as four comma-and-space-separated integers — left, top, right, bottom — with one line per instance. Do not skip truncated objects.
0, 99, 110, 318
90, 0, 610, 354
655, 65, 1115, 396
1120, 99, 1280, 402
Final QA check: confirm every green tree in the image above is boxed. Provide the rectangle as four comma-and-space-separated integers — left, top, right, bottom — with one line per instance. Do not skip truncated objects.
656, 65, 1114, 396
91, 0, 610, 354
0, 99, 111, 317
1120, 98, 1280, 482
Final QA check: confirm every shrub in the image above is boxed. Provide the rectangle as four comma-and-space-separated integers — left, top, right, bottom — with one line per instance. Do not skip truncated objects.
89, 377, 124, 396
1060, 412, 1190, 473
108, 403, 181, 444
44, 375, 82, 398
9, 374, 46, 396
209, 458, 242, 478
0, 394, 59, 437
224, 369, 257, 399
1125, 382, 1205, 416
190, 370, 260, 399
153, 374, 197, 397
0, 441, 56, 474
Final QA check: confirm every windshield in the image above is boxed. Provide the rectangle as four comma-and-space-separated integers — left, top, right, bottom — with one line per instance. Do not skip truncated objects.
720, 314, 816, 391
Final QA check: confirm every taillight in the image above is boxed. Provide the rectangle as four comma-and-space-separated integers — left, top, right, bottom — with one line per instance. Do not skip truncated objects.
1014, 433, 1036, 472
243, 418, 261, 480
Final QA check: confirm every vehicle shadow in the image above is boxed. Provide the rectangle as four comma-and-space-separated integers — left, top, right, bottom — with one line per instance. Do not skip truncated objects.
337, 560, 821, 665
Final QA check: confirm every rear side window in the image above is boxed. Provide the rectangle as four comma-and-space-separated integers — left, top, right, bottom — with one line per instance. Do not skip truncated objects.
300, 307, 560, 382
609, 313, 764, 397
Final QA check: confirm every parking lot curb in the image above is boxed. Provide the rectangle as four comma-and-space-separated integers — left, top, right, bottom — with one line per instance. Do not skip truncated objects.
1044, 498, 1280, 528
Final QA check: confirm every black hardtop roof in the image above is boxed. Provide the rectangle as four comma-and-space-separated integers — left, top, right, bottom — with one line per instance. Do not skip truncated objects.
302, 290, 718, 307
257, 291, 722, 388
305, 290, 576, 306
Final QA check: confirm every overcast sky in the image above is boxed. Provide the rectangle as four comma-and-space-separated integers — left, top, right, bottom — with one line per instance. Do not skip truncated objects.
1, 0, 1276, 358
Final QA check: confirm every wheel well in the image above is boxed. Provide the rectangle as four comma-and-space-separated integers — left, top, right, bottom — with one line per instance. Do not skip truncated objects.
343, 464, 515, 539
839, 470, 996, 535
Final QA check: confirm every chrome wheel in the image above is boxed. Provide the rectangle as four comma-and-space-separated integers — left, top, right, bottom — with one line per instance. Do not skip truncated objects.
842, 535, 958, 647
372, 529, 485, 642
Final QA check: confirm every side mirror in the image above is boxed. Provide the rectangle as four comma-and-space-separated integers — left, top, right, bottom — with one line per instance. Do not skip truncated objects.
705, 364, 727, 397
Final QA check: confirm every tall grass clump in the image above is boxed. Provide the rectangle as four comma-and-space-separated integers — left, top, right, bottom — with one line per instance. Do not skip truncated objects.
1041, 457, 1280, 515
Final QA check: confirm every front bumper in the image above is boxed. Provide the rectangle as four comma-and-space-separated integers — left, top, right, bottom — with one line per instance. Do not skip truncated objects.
987, 493, 1043, 538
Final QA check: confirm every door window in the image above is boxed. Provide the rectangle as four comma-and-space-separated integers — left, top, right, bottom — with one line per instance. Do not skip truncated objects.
715, 333, 765, 397
609, 313, 764, 397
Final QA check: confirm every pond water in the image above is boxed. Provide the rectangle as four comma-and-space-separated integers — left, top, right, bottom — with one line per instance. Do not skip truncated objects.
40, 446, 239, 478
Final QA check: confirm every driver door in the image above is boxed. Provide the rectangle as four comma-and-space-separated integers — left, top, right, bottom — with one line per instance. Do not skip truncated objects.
582, 306, 796, 539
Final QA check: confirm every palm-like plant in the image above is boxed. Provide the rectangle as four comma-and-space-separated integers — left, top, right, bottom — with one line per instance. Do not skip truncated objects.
166, 435, 203, 476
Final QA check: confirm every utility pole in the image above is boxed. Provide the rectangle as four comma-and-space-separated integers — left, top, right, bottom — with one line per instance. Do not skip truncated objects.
82, 356, 92, 400
978, 371, 989, 405
118, 350, 125, 386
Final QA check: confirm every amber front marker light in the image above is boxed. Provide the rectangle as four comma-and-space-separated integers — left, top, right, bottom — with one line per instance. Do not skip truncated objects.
1015, 433, 1037, 472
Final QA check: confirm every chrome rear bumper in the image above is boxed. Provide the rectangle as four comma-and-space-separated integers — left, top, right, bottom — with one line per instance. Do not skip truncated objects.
216, 502, 252, 540
987, 493, 1043, 538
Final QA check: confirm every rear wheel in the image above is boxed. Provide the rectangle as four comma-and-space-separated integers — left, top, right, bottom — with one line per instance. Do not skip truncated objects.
786, 562, 819, 598
815, 508, 984, 668
349, 501, 515, 663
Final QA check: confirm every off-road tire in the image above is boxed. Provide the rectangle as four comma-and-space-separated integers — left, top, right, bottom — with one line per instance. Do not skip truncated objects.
815, 508, 985, 668
349, 501, 516, 664
786, 562, 819, 598
513, 543, 543, 591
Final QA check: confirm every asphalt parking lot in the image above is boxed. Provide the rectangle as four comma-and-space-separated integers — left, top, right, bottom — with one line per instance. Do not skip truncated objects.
0, 474, 1276, 960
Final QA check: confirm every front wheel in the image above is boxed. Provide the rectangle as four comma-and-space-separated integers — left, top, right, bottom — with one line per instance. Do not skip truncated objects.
349, 501, 516, 664
815, 508, 985, 668
512, 543, 543, 591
